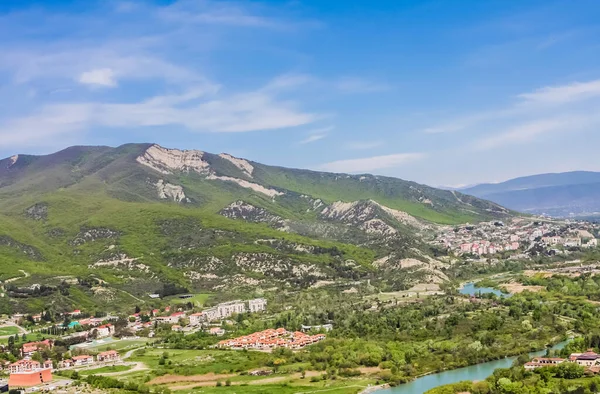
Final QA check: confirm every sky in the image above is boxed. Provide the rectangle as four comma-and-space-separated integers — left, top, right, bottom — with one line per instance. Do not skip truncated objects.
1, 0, 600, 187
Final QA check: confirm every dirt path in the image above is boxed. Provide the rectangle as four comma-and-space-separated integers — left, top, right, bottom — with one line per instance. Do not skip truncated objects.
4, 270, 29, 284
98, 362, 148, 376
149, 372, 237, 385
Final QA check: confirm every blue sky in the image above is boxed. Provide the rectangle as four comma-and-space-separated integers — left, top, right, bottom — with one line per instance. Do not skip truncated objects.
1, 0, 600, 187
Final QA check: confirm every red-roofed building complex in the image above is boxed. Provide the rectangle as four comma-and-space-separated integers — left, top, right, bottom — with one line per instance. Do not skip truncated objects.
218, 328, 325, 350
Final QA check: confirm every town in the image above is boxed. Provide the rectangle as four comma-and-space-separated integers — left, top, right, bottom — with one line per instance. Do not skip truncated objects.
0, 297, 279, 392
431, 217, 599, 257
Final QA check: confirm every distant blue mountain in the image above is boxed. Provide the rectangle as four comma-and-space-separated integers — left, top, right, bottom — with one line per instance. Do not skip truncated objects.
461, 171, 600, 217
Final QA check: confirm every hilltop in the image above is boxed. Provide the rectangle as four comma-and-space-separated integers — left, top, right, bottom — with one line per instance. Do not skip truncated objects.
0, 143, 511, 314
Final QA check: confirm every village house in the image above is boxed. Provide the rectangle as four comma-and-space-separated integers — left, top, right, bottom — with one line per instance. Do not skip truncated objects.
97, 350, 120, 363
171, 325, 183, 332
209, 327, 225, 336
570, 351, 600, 367
22, 339, 53, 357
72, 355, 94, 367
58, 359, 74, 369
96, 323, 114, 338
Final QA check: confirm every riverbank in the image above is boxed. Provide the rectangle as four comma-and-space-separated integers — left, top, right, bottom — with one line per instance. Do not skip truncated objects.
370, 338, 570, 394
359, 383, 390, 394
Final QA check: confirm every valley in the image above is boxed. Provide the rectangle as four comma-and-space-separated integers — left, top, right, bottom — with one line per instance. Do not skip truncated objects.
1, 144, 600, 394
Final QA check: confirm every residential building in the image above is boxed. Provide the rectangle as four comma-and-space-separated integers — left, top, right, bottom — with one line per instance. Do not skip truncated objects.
248, 298, 267, 313
217, 301, 246, 318
189, 312, 204, 326
524, 357, 565, 370
96, 324, 113, 338
22, 340, 52, 357
570, 351, 600, 367
209, 327, 225, 336
97, 350, 120, 363
72, 355, 94, 367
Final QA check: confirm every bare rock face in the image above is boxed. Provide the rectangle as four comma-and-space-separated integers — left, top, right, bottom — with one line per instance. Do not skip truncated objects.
321, 200, 425, 230
71, 228, 120, 246
206, 174, 283, 198
24, 203, 48, 221
218, 153, 254, 177
155, 180, 188, 203
136, 144, 210, 175
7, 155, 18, 168
220, 201, 288, 230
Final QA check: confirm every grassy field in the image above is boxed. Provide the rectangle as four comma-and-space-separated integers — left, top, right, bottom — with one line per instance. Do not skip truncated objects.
74, 338, 149, 352
168, 293, 212, 307
0, 326, 20, 336
130, 348, 272, 375
80, 365, 132, 376
167, 378, 376, 394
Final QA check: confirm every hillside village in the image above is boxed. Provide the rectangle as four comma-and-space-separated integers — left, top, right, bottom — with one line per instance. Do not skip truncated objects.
432, 218, 600, 257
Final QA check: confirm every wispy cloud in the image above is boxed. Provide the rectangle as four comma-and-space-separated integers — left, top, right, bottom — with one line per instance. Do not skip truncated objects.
418, 78, 600, 153
473, 118, 568, 150
78, 68, 118, 87
299, 126, 333, 144
518, 79, 600, 105
0, 0, 325, 149
319, 153, 425, 173
0, 80, 319, 148
343, 140, 383, 150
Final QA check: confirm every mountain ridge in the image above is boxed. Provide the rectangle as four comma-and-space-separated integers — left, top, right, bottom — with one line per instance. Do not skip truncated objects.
461, 171, 600, 217
0, 143, 511, 314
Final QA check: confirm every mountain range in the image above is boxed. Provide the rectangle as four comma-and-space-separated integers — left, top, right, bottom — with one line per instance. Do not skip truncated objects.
461, 171, 600, 218
0, 143, 510, 314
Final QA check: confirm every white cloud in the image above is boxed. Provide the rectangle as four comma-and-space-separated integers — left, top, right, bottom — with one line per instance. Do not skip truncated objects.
473, 118, 568, 151
343, 140, 383, 150
518, 79, 600, 105
158, 0, 290, 29
319, 153, 425, 173
299, 126, 333, 144
0, 82, 319, 148
78, 68, 118, 87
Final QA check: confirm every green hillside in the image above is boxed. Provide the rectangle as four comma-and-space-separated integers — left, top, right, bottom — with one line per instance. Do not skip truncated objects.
0, 143, 511, 315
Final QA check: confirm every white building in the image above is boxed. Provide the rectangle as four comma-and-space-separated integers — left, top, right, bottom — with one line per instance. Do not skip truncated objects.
248, 298, 267, 313
217, 301, 246, 318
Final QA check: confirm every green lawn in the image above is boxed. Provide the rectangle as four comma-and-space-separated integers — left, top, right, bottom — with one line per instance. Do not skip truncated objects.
0, 326, 20, 336
80, 364, 132, 376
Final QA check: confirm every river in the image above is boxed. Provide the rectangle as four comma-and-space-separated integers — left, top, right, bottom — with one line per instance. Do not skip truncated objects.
377, 340, 570, 394
458, 282, 509, 298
